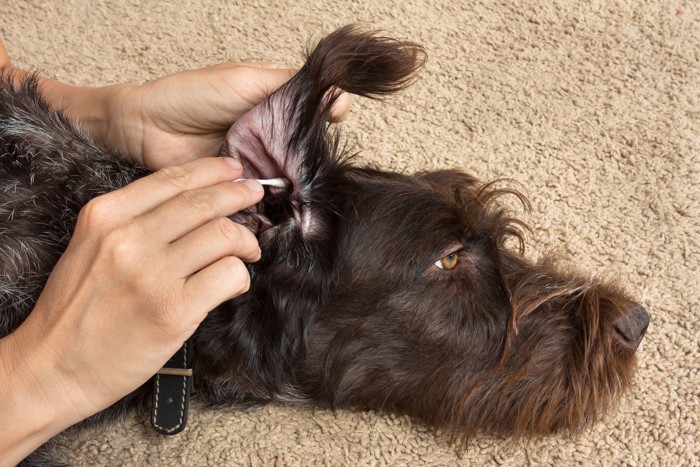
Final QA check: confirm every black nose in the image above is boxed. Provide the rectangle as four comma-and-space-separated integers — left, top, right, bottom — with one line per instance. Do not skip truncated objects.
613, 304, 650, 351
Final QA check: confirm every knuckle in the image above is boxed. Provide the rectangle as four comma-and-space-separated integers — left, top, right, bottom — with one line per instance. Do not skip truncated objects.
100, 224, 144, 266
153, 294, 187, 331
77, 195, 113, 231
180, 189, 214, 215
214, 217, 242, 244
156, 164, 194, 190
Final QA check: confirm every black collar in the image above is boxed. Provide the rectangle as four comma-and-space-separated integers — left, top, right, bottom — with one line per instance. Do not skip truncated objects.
151, 340, 193, 435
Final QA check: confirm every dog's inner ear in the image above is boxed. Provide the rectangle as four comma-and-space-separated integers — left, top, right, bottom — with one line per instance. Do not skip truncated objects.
220, 93, 300, 188
218, 86, 328, 236
218, 26, 426, 236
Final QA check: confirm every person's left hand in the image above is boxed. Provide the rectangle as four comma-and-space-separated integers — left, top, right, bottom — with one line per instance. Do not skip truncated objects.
1, 38, 350, 170
98, 63, 350, 169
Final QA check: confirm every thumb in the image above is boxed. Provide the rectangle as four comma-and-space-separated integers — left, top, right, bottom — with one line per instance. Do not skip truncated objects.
228, 64, 296, 104
232, 65, 351, 122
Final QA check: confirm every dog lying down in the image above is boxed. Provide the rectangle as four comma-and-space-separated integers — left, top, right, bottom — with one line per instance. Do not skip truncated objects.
0, 26, 648, 464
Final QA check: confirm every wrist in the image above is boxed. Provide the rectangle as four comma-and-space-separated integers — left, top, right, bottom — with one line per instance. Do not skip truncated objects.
37, 78, 142, 163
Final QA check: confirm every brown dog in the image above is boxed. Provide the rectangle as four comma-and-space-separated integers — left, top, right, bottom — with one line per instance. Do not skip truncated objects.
0, 26, 648, 464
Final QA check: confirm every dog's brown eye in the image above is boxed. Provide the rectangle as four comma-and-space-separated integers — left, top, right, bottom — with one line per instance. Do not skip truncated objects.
435, 252, 459, 270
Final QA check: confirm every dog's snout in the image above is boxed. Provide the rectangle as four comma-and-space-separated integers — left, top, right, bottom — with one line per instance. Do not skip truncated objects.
613, 304, 649, 351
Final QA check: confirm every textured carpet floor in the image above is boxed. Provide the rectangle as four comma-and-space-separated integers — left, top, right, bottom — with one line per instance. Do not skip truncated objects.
1, 0, 698, 465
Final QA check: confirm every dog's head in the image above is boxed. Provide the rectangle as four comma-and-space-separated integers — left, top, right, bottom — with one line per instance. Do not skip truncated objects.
205, 25, 648, 441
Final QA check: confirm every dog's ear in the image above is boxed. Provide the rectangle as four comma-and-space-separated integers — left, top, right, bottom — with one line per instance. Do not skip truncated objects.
220, 25, 425, 234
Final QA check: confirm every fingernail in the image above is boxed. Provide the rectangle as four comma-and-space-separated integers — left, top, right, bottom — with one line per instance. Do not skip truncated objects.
240, 179, 263, 192
224, 157, 242, 170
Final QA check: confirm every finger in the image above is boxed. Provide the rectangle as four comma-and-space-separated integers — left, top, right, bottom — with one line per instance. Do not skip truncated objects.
235, 68, 351, 121
168, 216, 260, 276
137, 179, 263, 244
211, 64, 348, 122
112, 157, 245, 216
0, 39, 10, 67
244, 62, 296, 70
208, 61, 296, 70
238, 66, 297, 102
329, 91, 351, 123
183, 255, 251, 313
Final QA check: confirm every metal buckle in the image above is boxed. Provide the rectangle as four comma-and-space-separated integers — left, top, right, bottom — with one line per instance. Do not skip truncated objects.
156, 367, 193, 377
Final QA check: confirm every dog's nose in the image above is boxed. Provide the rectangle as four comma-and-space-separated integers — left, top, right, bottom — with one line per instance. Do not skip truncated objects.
613, 304, 650, 351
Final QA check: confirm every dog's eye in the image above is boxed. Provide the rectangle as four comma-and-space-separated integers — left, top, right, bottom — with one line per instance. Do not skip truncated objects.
435, 252, 459, 270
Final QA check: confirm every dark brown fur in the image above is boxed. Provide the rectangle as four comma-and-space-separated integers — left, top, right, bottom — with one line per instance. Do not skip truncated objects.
0, 26, 648, 465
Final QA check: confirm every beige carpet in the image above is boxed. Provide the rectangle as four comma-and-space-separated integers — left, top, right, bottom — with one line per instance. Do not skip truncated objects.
1, 0, 698, 465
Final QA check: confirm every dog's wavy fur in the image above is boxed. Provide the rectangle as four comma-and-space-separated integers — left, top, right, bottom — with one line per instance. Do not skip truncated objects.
0, 26, 646, 465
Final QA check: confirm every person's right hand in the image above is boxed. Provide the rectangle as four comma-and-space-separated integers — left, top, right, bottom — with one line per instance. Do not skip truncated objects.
0, 157, 263, 440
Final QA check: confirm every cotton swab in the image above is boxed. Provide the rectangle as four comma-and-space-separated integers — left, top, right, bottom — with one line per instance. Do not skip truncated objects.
235, 178, 287, 188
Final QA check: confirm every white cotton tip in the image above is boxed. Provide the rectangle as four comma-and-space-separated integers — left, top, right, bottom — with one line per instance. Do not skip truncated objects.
257, 178, 287, 188
234, 177, 288, 188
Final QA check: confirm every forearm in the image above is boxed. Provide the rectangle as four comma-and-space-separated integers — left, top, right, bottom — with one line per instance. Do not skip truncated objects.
38, 78, 135, 156
2, 38, 136, 161
5, 63, 134, 160
39, 79, 111, 140
0, 326, 84, 466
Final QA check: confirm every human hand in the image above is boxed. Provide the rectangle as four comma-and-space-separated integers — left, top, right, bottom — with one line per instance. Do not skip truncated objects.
97, 62, 351, 169
0, 157, 262, 460
1, 39, 350, 170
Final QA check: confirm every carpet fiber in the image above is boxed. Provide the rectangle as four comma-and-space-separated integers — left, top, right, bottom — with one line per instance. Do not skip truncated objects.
1, 0, 698, 465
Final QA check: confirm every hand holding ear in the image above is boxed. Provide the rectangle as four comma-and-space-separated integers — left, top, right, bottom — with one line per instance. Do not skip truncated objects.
37, 61, 350, 170
0, 39, 351, 171
102, 62, 348, 169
